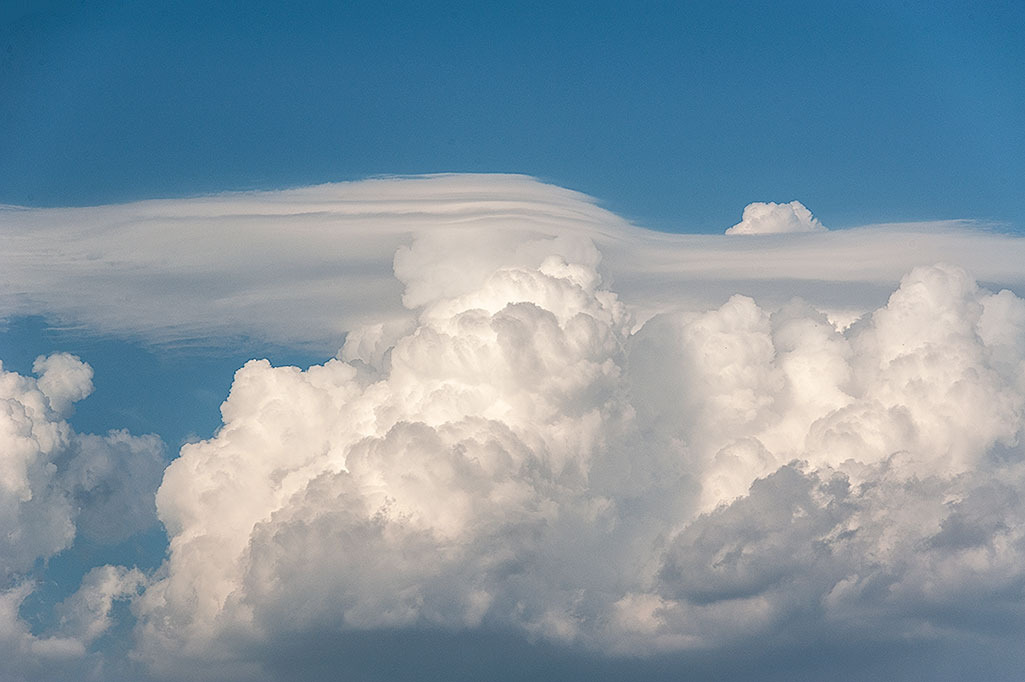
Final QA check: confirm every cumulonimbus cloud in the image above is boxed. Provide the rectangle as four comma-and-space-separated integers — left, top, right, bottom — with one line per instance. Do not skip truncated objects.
138, 248, 1025, 677
4, 175, 1025, 681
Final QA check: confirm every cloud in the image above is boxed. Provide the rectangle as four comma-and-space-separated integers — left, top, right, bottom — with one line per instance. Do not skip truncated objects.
652, 457, 1025, 660
3, 175, 1024, 351
0, 567, 150, 682
0, 354, 165, 577
725, 200, 827, 234
55, 565, 146, 646
0, 354, 164, 679
5, 175, 1025, 680
130, 244, 1025, 678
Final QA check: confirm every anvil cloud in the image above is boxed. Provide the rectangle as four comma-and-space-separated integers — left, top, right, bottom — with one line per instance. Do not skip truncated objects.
3, 175, 1024, 349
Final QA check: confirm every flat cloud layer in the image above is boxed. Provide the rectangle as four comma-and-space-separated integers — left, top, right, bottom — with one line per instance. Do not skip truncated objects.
3, 175, 1025, 681
3, 175, 1024, 349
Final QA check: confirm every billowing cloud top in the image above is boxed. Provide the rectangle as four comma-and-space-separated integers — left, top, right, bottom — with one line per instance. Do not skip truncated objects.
131, 255, 1025, 679
725, 200, 827, 234
3, 175, 1025, 681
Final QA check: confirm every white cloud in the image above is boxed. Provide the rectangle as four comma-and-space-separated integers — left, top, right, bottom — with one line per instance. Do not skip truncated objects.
3, 176, 1024, 351
0, 568, 150, 682
135, 254, 636, 673
56, 565, 146, 646
725, 200, 827, 234
0, 354, 164, 578
131, 248, 1025, 676
1, 353, 88, 578
31, 353, 94, 417
0, 583, 87, 679
6, 175, 1025, 680
0, 354, 164, 678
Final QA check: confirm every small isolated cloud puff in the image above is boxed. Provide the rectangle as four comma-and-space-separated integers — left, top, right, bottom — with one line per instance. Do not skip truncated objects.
725, 200, 827, 235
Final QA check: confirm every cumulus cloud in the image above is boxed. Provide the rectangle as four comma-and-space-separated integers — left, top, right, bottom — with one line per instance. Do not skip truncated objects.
725, 200, 827, 234
0, 567, 150, 682
130, 240, 1025, 679
0, 354, 164, 679
0, 354, 164, 577
56, 565, 146, 646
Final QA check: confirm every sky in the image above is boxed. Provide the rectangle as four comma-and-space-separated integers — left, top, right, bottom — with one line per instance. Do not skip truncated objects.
2, 2, 1025, 681
3, 1, 1024, 230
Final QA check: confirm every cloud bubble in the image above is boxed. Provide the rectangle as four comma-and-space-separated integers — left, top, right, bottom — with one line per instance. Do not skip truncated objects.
725, 200, 827, 234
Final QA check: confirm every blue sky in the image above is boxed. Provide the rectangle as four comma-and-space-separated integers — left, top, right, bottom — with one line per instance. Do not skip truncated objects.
3, 2, 1025, 681
3, 1, 1023, 231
